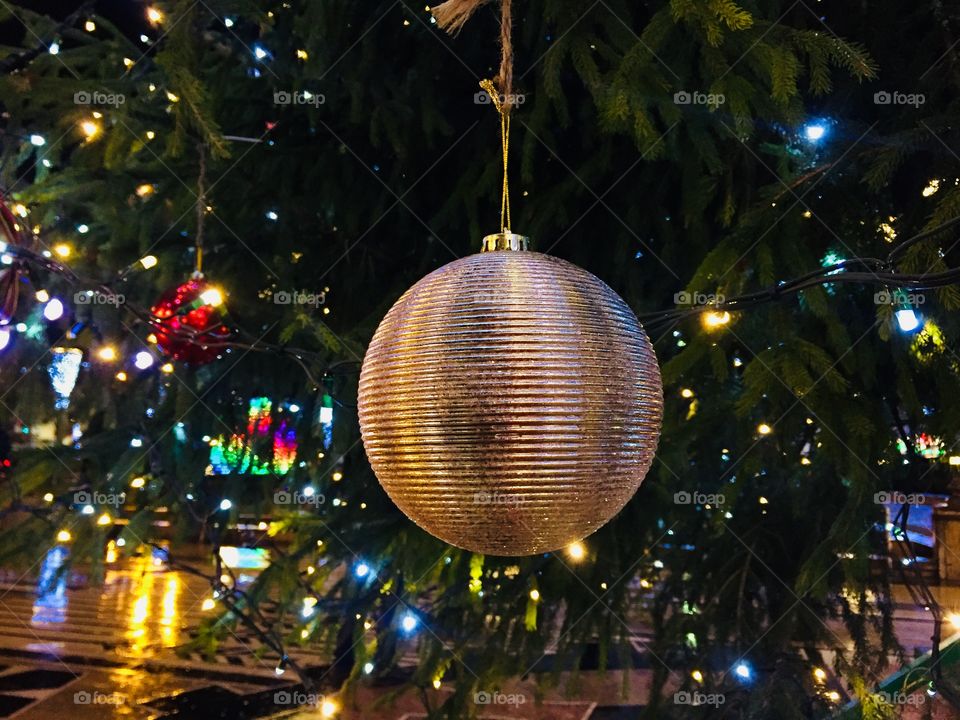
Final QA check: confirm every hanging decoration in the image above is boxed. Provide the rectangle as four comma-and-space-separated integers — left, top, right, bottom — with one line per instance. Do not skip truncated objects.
149, 145, 233, 365
0, 194, 34, 325
150, 277, 232, 364
48, 347, 83, 409
357, 0, 663, 556
317, 393, 334, 450
208, 397, 298, 475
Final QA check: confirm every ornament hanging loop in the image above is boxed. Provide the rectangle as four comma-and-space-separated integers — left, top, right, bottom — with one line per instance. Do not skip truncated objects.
433, 0, 517, 234
193, 143, 207, 278
480, 78, 513, 234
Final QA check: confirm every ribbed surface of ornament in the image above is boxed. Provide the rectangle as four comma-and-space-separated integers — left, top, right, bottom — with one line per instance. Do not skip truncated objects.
358, 250, 663, 556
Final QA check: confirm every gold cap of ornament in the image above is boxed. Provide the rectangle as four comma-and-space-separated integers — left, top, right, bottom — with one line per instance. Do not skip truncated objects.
481, 232, 528, 252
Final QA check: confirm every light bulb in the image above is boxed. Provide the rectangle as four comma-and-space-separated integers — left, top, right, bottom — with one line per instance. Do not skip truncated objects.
43, 298, 65, 321
134, 351, 154, 370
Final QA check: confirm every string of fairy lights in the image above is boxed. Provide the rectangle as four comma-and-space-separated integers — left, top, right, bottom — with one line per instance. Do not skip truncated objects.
3, 1, 960, 713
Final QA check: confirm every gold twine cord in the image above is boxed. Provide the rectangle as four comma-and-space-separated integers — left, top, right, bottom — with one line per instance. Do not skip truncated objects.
480, 78, 512, 232
433, 0, 516, 233
194, 143, 207, 276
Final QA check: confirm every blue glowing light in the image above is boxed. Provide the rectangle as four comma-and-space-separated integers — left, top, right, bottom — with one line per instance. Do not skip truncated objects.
896, 308, 921, 333
734, 662, 752, 680
803, 123, 827, 142
134, 351, 154, 370
400, 612, 418, 633
355, 562, 370, 578
43, 298, 65, 321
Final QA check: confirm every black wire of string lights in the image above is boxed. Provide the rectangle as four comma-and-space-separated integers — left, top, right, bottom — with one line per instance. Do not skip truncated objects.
638, 214, 960, 328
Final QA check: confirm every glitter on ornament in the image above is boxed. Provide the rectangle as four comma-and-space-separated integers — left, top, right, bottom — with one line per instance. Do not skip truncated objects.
150, 278, 233, 365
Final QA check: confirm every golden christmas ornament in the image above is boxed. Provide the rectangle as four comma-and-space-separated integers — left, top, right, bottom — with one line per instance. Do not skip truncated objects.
358, 233, 663, 556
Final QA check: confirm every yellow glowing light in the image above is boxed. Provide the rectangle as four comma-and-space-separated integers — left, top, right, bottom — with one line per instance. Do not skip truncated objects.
43, 493, 54, 503
950, 456, 960, 466
758, 496, 769, 505
35, 289, 50, 303
12, 203, 28, 218
300, 628, 309, 639
139, 255, 158, 269
802, 210, 812, 218
201, 598, 216, 611
757, 423, 773, 436
147, 6, 164, 23
116, 371, 128, 382
105, 540, 117, 563
826, 691, 841, 702
123, 57, 134, 68
567, 541, 586, 561
135, 183, 155, 198
702, 310, 731, 329
56, 530, 72, 543
160, 362, 174, 374
97, 513, 112, 526
813, 667, 827, 682
680, 388, 694, 399
691, 669, 704, 683
296, 49, 309, 60
96, 346, 117, 362
323, 307, 331, 315
432, 678, 442, 689
879, 221, 897, 243
922, 179, 940, 197
949, 612, 960, 629
80, 120, 101, 140
800, 457, 812, 466
529, 589, 540, 601
53, 243, 72, 258
130, 476, 146, 489
85, 20, 96, 32
200, 288, 223, 306
331, 470, 344, 482
320, 699, 338, 718
146, 333, 158, 344
165, 91, 180, 103
145, 130, 156, 140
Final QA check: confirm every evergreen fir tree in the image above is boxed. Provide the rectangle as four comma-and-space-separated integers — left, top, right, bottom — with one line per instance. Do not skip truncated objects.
0, 0, 958, 717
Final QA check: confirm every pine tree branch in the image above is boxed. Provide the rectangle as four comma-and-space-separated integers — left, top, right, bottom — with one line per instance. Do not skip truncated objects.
0, 2, 94, 75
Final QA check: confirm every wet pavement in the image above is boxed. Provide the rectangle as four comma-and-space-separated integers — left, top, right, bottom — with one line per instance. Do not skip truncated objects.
0, 551, 299, 719
0, 550, 955, 718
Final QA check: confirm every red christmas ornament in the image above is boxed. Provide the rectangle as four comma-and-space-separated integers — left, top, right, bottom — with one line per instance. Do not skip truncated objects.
150, 277, 232, 365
